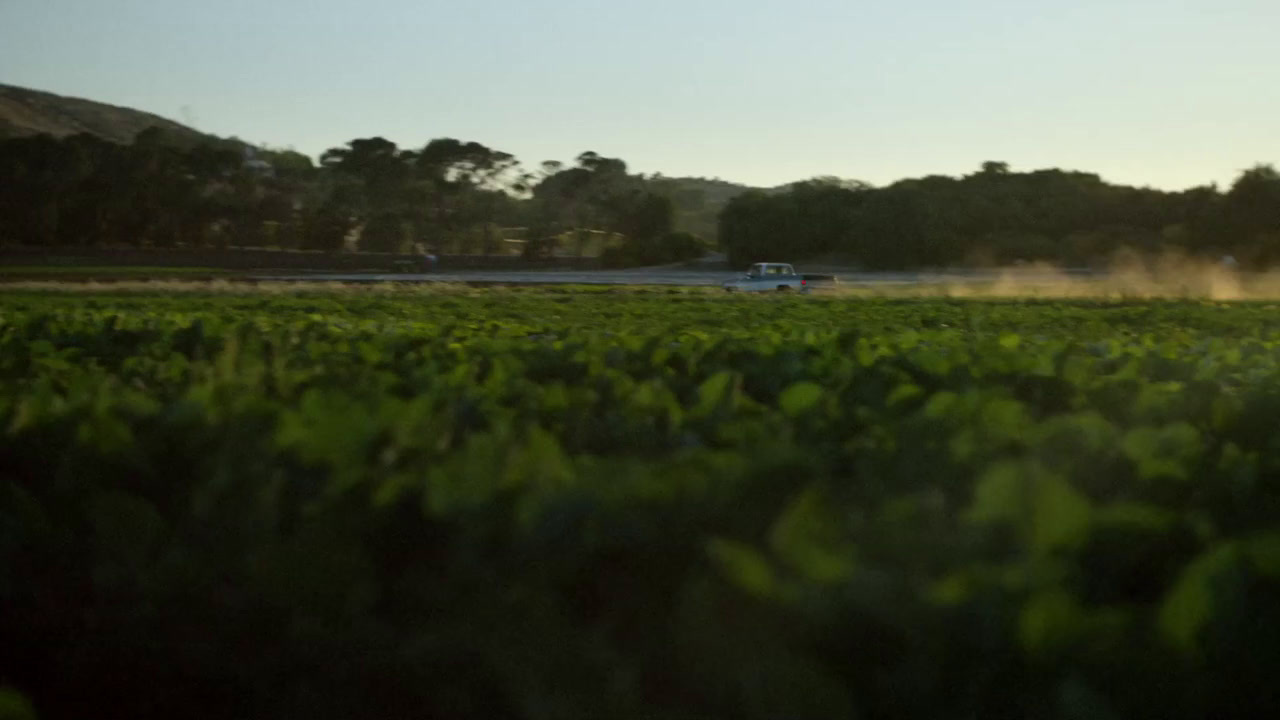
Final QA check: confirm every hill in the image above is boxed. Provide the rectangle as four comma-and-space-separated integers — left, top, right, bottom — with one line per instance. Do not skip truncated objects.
645, 175, 762, 240
0, 83, 210, 145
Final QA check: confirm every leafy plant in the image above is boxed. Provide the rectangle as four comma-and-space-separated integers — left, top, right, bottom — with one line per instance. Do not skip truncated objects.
3, 289, 1280, 718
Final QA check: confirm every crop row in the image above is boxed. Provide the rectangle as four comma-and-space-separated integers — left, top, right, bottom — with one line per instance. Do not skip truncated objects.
3, 290, 1280, 719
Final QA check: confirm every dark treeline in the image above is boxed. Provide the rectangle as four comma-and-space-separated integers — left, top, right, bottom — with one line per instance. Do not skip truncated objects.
0, 129, 709, 266
720, 161, 1280, 268
4, 129, 1277, 269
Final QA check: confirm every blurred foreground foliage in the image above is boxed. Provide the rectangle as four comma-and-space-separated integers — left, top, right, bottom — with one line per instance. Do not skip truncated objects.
3, 289, 1280, 718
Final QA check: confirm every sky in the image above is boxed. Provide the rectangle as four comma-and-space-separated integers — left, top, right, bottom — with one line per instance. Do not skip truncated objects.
2, 0, 1277, 190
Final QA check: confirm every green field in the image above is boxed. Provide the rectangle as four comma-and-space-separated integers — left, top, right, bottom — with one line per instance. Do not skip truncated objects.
0, 265, 236, 278
3, 287, 1280, 719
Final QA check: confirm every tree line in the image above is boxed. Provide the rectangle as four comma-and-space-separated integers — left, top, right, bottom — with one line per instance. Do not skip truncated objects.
0, 129, 709, 266
3, 127, 1276, 269
719, 161, 1280, 268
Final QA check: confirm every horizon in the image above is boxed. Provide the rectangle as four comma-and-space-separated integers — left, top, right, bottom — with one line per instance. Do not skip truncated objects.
3, 0, 1277, 192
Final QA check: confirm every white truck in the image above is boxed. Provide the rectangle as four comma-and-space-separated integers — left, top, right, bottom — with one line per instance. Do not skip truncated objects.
722, 263, 838, 293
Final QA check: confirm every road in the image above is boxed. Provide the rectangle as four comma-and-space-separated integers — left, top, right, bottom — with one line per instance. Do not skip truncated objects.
250, 267, 1095, 287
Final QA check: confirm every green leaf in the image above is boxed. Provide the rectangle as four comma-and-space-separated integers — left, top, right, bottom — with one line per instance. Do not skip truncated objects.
1020, 590, 1083, 656
886, 382, 923, 409
769, 486, 855, 584
778, 381, 823, 417
707, 538, 777, 598
967, 461, 1025, 525
923, 390, 959, 418
424, 431, 509, 514
1159, 543, 1241, 652
693, 370, 739, 418
1121, 423, 1202, 482
509, 424, 574, 490
1033, 411, 1117, 459
967, 461, 1092, 554
980, 398, 1030, 442
1032, 472, 1093, 553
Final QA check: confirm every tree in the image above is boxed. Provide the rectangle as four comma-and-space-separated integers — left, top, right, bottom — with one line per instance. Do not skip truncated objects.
615, 192, 674, 243
718, 164, 1248, 269
302, 199, 354, 252
3, 127, 1266, 270
412, 138, 522, 253
360, 213, 407, 253
259, 148, 316, 179
531, 151, 662, 257
1224, 165, 1280, 232
320, 137, 412, 215
1219, 164, 1280, 263
719, 191, 798, 265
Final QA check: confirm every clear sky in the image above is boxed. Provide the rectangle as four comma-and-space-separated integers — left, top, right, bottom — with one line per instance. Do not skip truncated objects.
2, 0, 1276, 190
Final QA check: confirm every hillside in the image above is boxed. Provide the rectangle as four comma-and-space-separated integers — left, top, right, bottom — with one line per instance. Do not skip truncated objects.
646, 176, 761, 240
0, 84, 210, 145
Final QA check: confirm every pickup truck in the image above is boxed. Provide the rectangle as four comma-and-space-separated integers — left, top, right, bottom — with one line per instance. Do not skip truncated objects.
722, 263, 839, 293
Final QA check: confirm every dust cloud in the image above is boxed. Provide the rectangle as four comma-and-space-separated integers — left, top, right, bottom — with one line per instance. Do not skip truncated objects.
854, 252, 1280, 301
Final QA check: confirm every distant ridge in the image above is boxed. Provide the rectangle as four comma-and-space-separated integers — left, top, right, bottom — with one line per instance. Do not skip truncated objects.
0, 83, 211, 145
